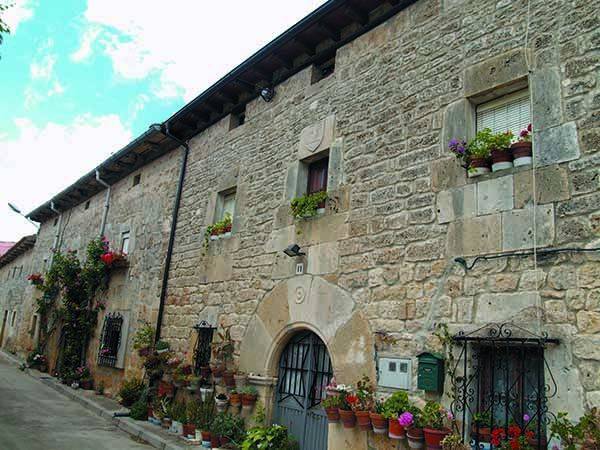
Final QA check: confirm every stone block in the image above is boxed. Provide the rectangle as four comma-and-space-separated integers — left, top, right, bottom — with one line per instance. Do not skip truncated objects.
464, 48, 530, 98
573, 336, 600, 361
519, 270, 546, 290
530, 68, 563, 131
327, 138, 344, 191
437, 184, 476, 224
265, 226, 296, 253
477, 175, 514, 215
579, 361, 600, 390
442, 99, 475, 153
298, 114, 336, 160
513, 166, 570, 208
548, 266, 577, 290
502, 205, 555, 251
545, 300, 568, 323
577, 311, 600, 334
297, 212, 349, 245
578, 263, 600, 288
535, 122, 581, 167
307, 242, 339, 275
431, 157, 467, 192
446, 215, 502, 257
474, 292, 540, 323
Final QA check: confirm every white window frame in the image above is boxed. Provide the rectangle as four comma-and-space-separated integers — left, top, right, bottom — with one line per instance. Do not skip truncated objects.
121, 231, 130, 254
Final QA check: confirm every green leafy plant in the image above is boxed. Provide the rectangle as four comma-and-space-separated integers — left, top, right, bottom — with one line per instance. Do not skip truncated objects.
489, 130, 513, 152
468, 128, 494, 159
171, 400, 187, 423
204, 213, 233, 248
118, 377, 146, 407
132, 323, 154, 350
551, 408, 600, 450
187, 395, 215, 431
129, 388, 149, 421
242, 424, 299, 450
211, 328, 235, 368
241, 386, 258, 396
473, 412, 492, 427
381, 390, 410, 419
422, 401, 450, 430
441, 433, 470, 450
155, 340, 170, 351
211, 413, 246, 443
290, 191, 328, 219
322, 395, 343, 409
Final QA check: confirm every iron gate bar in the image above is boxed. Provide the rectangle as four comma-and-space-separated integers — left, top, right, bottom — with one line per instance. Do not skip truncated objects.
192, 320, 215, 376
449, 323, 559, 450
97, 312, 123, 367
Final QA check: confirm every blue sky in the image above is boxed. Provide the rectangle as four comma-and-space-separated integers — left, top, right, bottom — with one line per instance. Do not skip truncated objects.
0, 0, 326, 241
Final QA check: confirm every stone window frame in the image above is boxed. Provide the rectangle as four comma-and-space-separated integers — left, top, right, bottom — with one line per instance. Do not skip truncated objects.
204, 167, 241, 236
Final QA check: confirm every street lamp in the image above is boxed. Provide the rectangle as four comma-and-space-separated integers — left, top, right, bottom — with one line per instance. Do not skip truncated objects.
8, 202, 40, 229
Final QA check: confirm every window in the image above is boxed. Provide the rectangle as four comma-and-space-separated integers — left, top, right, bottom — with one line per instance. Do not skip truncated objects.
84, 200, 90, 210
97, 312, 124, 368
11, 311, 16, 327
229, 107, 246, 130
132, 173, 141, 186
311, 56, 336, 84
30, 315, 38, 337
193, 321, 215, 375
307, 157, 329, 195
476, 89, 530, 137
121, 231, 130, 254
217, 189, 236, 222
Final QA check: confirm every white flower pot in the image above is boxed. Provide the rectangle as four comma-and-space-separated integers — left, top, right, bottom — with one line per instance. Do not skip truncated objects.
513, 156, 532, 167
468, 167, 490, 178
492, 161, 513, 172
210, 235, 219, 241
200, 387, 213, 401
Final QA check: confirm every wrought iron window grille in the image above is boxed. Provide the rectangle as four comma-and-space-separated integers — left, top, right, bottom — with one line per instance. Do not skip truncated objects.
97, 312, 123, 368
193, 320, 215, 376
449, 323, 558, 450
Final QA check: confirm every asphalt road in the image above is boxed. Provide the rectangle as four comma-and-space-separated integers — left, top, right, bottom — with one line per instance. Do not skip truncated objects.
0, 356, 151, 450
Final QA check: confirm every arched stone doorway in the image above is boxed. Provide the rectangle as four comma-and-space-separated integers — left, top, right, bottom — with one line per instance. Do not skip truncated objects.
274, 330, 332, 450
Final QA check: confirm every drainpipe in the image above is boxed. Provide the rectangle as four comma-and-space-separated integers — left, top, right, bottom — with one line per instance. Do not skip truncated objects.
151, 122, 190, 343
95, 170, 111, 237
49, 201, 62, 263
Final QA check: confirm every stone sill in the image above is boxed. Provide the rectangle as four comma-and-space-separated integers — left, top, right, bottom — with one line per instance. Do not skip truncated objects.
208, 232, 232, 242
248, 374, 277, 387
466, 162, 533, 184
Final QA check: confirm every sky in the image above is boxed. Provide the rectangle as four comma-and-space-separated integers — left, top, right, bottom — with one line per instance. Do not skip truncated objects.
0, 0, 327, 242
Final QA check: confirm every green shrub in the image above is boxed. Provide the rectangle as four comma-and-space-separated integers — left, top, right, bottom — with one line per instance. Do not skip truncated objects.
242, 425, 299, 450
211, 413, 245, 443
118, 377, 145, 407
290, 191, 328, 219
381, 391, 410, 419
129, 388, 148, 421
132, 323, 154, 350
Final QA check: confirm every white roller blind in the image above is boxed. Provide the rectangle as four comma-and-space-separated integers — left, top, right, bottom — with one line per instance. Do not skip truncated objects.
222, 192, 236, 220
476, 90, 531, 139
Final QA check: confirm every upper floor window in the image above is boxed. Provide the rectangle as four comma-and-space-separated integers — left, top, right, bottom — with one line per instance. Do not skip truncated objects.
121, 231, 130, 254
307, 157, 329, 195
217, 189, 236, 222
311, 56, 336, 85
229, 107, 246, 130
476, 89, 530, 137
132, 173, 141, 187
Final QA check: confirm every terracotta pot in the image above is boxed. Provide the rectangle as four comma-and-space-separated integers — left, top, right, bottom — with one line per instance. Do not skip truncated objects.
80, 379, 93, 390
211, 435, 220, 447
201, 430, 211, 441
39, 364, 48, 373
424, 427, 451, 449
511, 141, 533, 167
325, 407, 340, 423
370, 412, 388, 434
182, 423, 195, 438
389, 418, 406, 439
158, 381, 174, 397
199, 366, 211, 379
468, 157, 491, 177
223, 371, 235, 387
230, 393, 242, 407
491, 148, 513, 171
147, 406, 153, 419
242, 393, 257, 407
407, 427, 425, 449
355, 410, 371, 431
220, 436, 231, 445
339, 409, 356, 429
471, 425, 491, 442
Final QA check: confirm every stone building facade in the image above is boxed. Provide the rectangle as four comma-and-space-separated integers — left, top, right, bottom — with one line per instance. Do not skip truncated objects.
1, 0, 599, 448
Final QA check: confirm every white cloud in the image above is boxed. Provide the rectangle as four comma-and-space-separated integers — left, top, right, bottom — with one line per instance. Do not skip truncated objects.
70, 26, 101, 62
47, 80, 65, 97
0, 115, 132, 241
3, 0, 35, 33
75, 0, 327, 101
30, 53, 57, 79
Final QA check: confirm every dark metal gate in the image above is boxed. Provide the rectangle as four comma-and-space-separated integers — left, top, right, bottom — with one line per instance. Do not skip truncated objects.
274, 331, 332, 450
449, 323, 558, 450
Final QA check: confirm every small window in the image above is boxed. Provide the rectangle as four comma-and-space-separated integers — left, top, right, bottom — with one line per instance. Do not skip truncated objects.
307, 157, 329, 195
216, 188, 236, 223
132, 173, 141, 186
84, 200, 90, 210
11, 311, 16, 327
476, 89, 530, 137
229, 108, 246, 130
311, 56, 335, 84
193, 322, 215, 375
30, 315, 38, 337
53, 218, 58, 227
121, 231, 130, 254
97, 312, 124, 368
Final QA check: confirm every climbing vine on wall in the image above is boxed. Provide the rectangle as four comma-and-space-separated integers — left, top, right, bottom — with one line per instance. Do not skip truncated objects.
30, 237, 120, 380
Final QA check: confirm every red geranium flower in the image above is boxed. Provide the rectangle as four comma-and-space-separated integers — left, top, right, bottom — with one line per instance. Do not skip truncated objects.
346, 394, 358, 405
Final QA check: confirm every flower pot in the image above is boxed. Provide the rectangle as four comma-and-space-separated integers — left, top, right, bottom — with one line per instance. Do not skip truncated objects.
424, 428, 451, 449
187, 383, 198, 392
234, 373, 248, 390
325, 407, 340, 423
491, 148, 513, 171
210, 435, 220, 448
230, 393, 242, 407
370, 412, 388, 434
511, 141, 533, 167
471, 425, 491, 442
147, 406, 153, 420
407, 427, 425, 449
223, 371, 235, 387
162, 417, 172, 429
71, 382, 80, 389
200, 430, 211, 442
80, 379, 93, 390
156, 348, 169, 354
199, 366, 211, 379
468, 157, 491, 178
220, 436, 231, 446
389, 418, 406, 439
200, 387, 214, 401
339, 409, 356, 429
355, 410, 372, 431
242, 393, 257, 409
170, 420, 182, 434
182, 423, 195, 438
158, 381, 174, 397
216, 398, 228, 413
39, 364, 48, 373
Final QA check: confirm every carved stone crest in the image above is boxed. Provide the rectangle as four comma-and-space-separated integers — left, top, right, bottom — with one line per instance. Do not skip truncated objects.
294, 286, 306, 304
300, 120, 325, 153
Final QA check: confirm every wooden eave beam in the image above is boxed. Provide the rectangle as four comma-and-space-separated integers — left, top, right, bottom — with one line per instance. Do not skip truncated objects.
318, 22, 341, 41
344, 4, 369, 25
294, 37, 316, 56
272, 52, 294, 70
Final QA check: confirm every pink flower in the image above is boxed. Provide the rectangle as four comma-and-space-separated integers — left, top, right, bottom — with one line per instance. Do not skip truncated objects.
398, 411, 414, 427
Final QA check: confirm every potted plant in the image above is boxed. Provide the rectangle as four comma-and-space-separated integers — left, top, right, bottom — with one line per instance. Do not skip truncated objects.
351, 375, 375, 431
490, 130, 514, 171
132, 323, 154, 357
170, 401, 186, 435
205, 213, 233, 245
322, 394, 342, 423
422, 401, 453, 449
190, 395, 215, 445
241, 386, 258, 409
215, 392, 229, 413
199, 365, 211, 379
183, 400, 199, 439
155, 340, 170, 354
211, 412, 245, 447
290, 191, 328, 219
158, 380, 174, 397
118, 377, 145, 407
339, 391, 357, 429
370, 399, 388, 435
471, 411, 492, 442
234, 371, 248, 390
402, 408, 425, 449
241, 424, 299, 450
95, 380, 105, 396
551, 408, 600, 450
199, 377, 214, 401
466, 130, 492, 177
229, 389, 242, 409
211, 364, 224, 384
224, 370, 236, 388
512, 124, 533, 167
187, 375, 200, 391
382, 390, 410, 439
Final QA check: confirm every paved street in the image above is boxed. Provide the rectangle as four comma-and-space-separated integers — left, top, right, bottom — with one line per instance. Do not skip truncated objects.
0, 356, 151, 450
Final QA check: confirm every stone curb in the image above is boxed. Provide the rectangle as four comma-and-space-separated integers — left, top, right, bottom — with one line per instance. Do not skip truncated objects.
0, 350, 186, 450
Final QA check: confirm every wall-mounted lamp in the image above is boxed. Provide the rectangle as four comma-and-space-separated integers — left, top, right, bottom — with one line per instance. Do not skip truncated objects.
283, 244, 305, 258
260, 87, 275, 102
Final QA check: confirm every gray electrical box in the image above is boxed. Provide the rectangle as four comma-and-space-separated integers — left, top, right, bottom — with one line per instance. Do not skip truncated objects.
378, 357, 411, 390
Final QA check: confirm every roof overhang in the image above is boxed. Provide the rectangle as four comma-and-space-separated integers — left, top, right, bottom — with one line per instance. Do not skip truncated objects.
27, 0, 416, 223
0, 235, 36, 269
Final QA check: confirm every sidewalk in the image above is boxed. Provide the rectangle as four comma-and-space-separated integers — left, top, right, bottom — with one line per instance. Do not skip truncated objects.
0, 349, 191, 450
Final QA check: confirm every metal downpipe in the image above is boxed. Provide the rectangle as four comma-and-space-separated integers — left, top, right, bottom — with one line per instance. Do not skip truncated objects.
95, 170, 111, 237
49, 201, 62, 263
